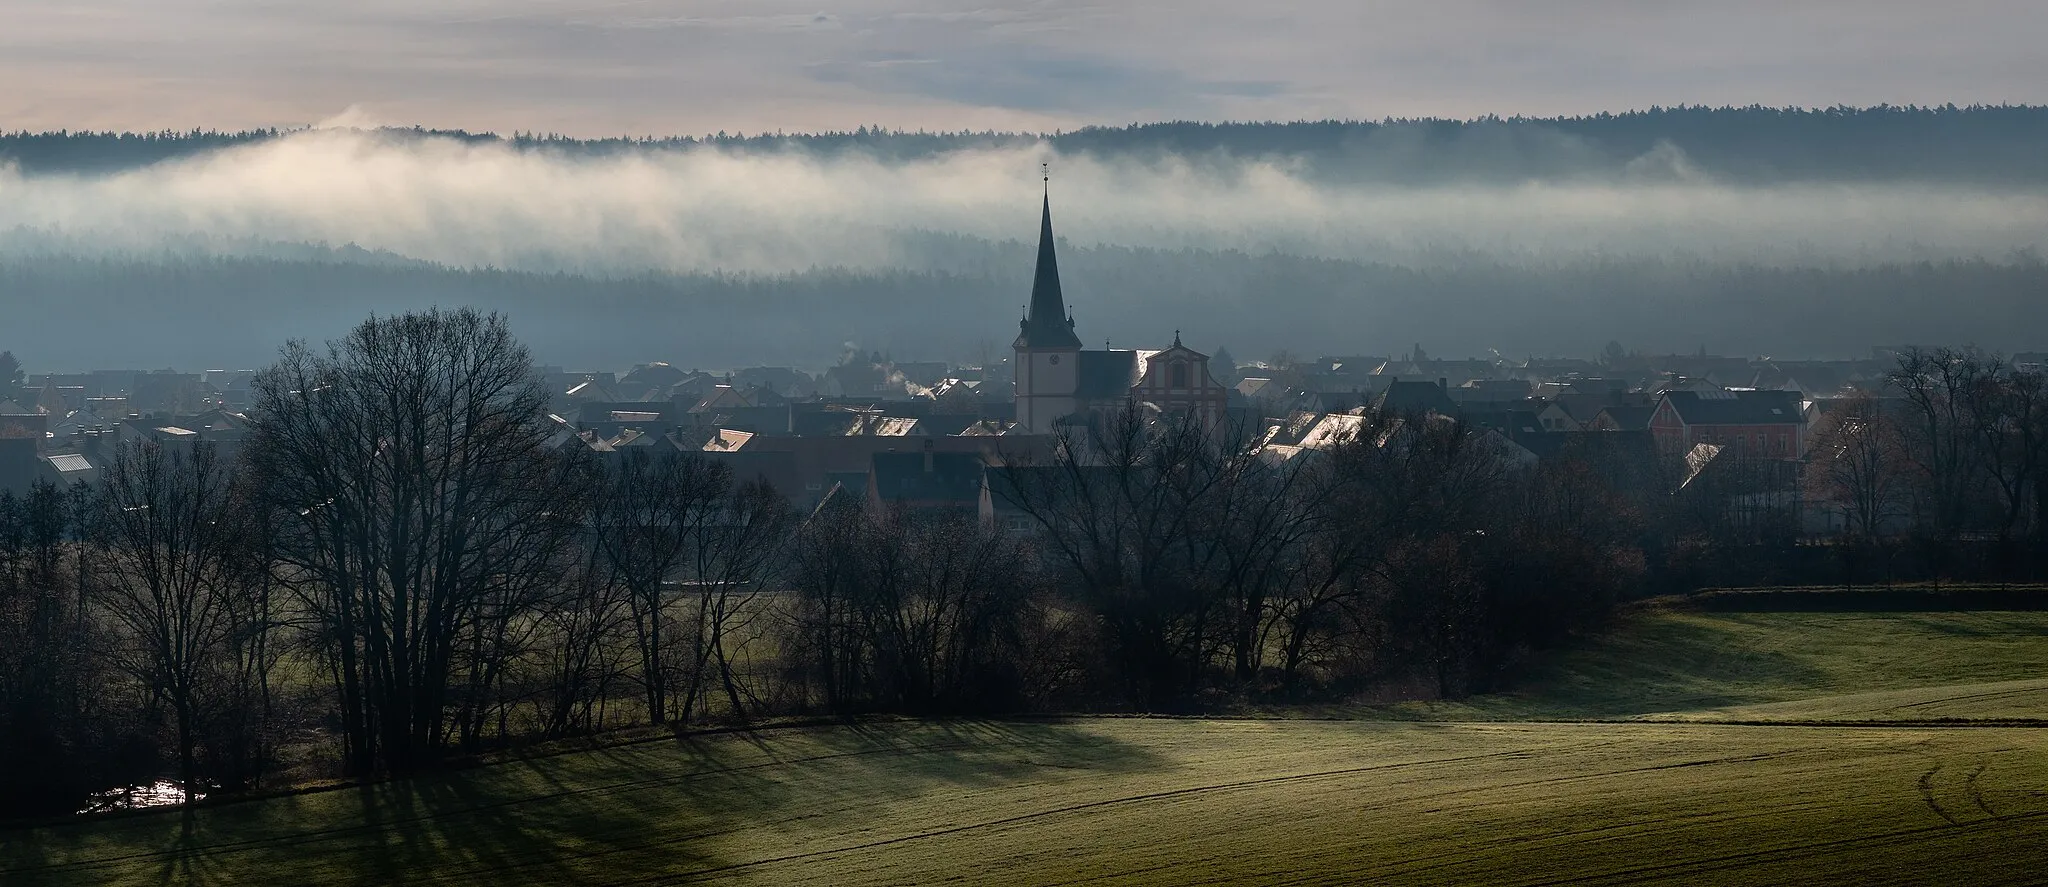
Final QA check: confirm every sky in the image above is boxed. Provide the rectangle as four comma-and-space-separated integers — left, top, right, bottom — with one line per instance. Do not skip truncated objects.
2, 1, 2045, 136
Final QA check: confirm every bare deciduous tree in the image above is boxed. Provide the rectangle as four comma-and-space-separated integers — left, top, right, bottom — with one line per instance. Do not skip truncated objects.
249, 308, 574, 775
1807, 393, 1910, 543
96, 440, 249, 798
587, 450, 729, 725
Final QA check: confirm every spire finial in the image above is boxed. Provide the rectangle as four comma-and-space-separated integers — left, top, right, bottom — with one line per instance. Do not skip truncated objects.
1174, 329, 1182, 347
1042, 161, 1049, 193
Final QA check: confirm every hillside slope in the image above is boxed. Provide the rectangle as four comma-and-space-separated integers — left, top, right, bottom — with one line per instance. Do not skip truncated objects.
7, 608, 2048, 885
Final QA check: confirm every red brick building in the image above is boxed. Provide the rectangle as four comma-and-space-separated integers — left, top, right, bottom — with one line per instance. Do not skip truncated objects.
1650, 389, 1806, 459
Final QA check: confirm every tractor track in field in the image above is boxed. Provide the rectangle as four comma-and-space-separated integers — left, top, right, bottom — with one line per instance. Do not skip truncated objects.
1919, 764, 1963, 825
1965, 761, 1999, 818
626, 740, 1848, 885
353, 737, 1644, 884
621, 749, 1549, 884
1519, 808, 2048, 886
1895, 686, 2047, 709
1915, 753, 2009, 828
641, 737, 2024, 886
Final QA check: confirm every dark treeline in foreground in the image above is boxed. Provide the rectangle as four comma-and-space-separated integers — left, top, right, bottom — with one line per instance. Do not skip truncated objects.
3, 310, 2045, 819
7, 105, 2048, 184
6, 249, 2046, 370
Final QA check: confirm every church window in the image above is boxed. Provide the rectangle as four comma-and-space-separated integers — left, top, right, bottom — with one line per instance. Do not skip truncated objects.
1170, 361, 1189, 388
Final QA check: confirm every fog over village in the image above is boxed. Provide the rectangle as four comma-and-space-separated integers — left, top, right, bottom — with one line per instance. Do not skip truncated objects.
7, 112, 2048, 369
5, 3, 2048, 885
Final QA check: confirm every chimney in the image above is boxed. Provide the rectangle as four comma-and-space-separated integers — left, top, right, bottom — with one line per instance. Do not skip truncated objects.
923, 437, 934, 473
1439, 377, 1449, 391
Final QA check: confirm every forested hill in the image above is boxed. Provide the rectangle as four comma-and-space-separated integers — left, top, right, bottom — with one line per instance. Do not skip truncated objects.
6, 105, 2048, 184
6, 248, 2044, 370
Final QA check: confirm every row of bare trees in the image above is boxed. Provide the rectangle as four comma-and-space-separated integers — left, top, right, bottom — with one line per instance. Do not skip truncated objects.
784, 498, 1053, 714
994, 406, 1644, 705
245, 310, 804, 777
1806, 347, 2048, 576
0, 443, 281, 817
2, 311, 805, 815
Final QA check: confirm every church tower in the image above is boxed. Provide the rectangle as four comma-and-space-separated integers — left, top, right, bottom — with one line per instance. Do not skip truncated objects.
1013, 174, 1082, 433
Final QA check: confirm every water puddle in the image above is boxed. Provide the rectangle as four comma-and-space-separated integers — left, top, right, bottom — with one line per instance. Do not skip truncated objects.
76, 780, 203, 815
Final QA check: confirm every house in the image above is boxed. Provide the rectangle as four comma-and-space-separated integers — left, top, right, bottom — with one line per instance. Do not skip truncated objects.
0, 400, 43, 438
1295, 413, 1367, 450
1535, 401, 1580, 432
1539, 381, 1651, 432
1453, 403, 1545, 439
732, 366, 818, 398
131, 372, 205, 414
1650, 389, 1807, 459
925, 378, 987, 414
562, 378, 618, 405
689, 383, 756, 415
39, 452, 101, 487
867, 443, 989, 518
1448, 379, 1535, 404
701, 428, 754, 453
1371, 379, 1457, 417
0, 428, 37, 497
1590, 405, 1656, 432
845, 414, 922, 437
619, 361, 687, 392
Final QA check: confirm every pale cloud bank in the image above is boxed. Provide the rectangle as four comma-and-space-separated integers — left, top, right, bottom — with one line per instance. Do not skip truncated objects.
1, 127, 2043, 273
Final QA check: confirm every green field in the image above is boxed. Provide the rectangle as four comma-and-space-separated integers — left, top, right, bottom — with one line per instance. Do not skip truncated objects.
6, 608, 2048, 886
1368, 607, 2048, 721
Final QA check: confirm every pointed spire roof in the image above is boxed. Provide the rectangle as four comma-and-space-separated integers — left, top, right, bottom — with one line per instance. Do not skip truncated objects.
1016, 185, 1083, 349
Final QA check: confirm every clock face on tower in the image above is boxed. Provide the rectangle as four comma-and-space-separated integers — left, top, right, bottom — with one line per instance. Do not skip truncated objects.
1048, 355, 1060, 364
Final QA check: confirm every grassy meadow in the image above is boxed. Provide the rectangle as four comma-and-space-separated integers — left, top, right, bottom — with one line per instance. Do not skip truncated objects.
6, 606, 2048, 886
1367, 606, 2048, 721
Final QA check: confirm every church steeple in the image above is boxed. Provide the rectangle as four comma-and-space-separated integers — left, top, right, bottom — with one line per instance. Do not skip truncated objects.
1016, 169, 1083, 349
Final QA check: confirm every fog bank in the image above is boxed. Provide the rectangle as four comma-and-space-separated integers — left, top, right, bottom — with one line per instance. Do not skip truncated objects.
2, 128, 2044, 275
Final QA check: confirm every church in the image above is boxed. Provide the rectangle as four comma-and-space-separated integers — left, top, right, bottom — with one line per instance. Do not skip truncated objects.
1011, 184, 1228, 434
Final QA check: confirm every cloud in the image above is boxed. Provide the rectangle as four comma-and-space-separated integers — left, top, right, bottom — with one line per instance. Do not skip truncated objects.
565, 12, 843, 31
807, 47, 1287, 116
1, 1, 2045, 134
314, 104, 395, 130
0, 127, 2043, 277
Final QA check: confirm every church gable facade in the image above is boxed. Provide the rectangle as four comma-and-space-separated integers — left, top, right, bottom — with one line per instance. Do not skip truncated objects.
1011, 184, 1226, 433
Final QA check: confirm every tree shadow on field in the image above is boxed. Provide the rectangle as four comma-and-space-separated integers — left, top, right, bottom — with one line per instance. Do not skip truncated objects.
0, 822, 54, 879
1, 766, 711, 886
2, 719, 1160, 886
152, 810, 207, 886
313, 773, 679, 887
541, 718, 1170, 879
